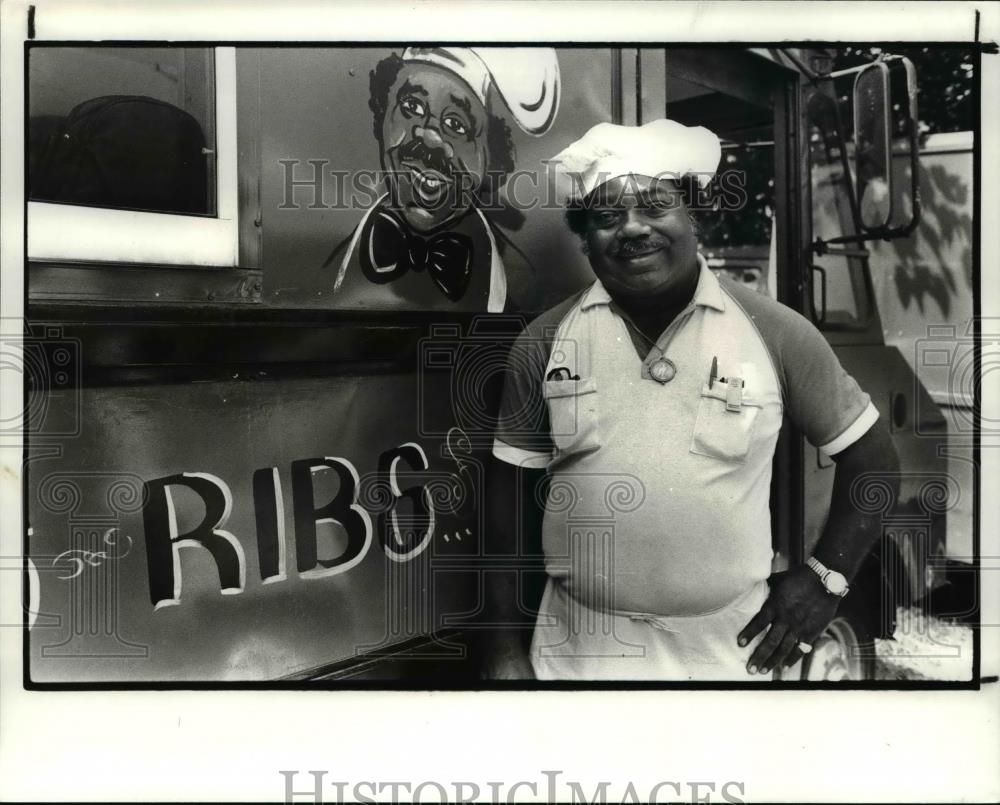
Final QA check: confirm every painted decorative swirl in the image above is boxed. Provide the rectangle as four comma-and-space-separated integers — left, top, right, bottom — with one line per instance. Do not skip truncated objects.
52, 528, 133, 580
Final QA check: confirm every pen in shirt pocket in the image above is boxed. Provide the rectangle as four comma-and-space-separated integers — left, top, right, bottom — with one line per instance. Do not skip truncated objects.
708, 357, 746, 389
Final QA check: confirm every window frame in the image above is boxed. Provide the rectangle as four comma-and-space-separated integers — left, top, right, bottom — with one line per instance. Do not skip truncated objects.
27, 46, 240, 269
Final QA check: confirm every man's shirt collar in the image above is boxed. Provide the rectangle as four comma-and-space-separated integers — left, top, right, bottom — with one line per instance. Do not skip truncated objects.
579, 253, 726, 312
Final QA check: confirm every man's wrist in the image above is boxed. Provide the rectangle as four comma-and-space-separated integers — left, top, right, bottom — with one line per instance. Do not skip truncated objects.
805, 556, 850, 597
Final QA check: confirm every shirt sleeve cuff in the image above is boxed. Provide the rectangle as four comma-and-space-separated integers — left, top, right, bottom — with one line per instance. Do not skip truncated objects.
818, 400, 880, 456
492, 438, 552, 469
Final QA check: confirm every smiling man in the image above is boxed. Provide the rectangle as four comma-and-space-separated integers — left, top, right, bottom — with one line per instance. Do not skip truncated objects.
484, 119, 900, 680
326, 47, 560, 311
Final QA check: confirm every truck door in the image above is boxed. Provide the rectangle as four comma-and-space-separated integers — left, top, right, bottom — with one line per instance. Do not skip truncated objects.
803, 69, 951, 657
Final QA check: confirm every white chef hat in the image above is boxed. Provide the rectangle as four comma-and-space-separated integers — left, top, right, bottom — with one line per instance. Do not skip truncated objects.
549, 118, 722, 203
400, 47, 560, 136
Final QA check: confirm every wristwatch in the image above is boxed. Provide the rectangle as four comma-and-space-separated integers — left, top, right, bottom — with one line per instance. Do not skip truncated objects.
806, 557, 850, 597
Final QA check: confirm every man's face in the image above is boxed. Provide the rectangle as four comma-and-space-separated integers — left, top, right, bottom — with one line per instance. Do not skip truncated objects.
381, 63, 490, 234
581, 175, 700, 300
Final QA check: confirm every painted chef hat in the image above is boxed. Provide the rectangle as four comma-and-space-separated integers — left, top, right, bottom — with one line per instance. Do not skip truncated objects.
401, 47, 560, 136
549, 118, 722, 203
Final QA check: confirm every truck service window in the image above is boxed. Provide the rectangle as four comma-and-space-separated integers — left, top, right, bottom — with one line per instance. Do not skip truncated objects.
28, 47, 217, 216
27, 46, 238, 268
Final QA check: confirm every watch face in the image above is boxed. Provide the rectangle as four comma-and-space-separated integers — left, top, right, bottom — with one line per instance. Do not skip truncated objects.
827, 572, 849, 596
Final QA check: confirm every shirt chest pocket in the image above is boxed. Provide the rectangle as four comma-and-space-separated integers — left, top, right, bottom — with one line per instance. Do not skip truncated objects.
689, 383, 763, 463
544, 377, 601, 456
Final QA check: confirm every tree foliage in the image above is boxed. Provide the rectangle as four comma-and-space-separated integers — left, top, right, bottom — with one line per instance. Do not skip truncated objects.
698, 46, 975, 248
831, 46, 975, 136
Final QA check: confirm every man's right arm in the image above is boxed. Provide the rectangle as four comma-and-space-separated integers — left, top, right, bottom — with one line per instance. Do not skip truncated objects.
482, 456, 547, 679
480, 302, 576, 679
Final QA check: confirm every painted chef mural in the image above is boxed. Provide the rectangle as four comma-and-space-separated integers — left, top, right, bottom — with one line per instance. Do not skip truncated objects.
323, 47, 561, 311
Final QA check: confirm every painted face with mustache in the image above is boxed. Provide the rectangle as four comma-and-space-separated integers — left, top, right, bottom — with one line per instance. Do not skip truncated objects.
381, 63, 490, 234
581, 174, 700, 301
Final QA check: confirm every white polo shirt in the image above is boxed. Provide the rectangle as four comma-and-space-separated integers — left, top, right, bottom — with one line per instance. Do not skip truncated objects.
493, 255, 879, 617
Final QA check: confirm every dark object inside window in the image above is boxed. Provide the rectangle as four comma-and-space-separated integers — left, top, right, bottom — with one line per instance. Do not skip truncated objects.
28, 46, 216, 216
30, 95, 210, 215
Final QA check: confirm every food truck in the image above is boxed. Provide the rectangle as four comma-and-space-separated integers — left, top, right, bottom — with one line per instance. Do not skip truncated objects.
24, 44, 974, 682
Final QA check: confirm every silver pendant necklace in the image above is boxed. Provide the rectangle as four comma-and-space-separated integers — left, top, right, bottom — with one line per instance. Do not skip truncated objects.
649, 354, 677, 384
621, 315, 678, 385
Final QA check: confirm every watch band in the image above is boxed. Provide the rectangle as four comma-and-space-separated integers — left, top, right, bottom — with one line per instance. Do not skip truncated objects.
806, 556, 828, 582
806, 557, 849, 597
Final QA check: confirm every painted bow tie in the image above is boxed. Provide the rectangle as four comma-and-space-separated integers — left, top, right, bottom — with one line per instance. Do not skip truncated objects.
359, 209, 473, 301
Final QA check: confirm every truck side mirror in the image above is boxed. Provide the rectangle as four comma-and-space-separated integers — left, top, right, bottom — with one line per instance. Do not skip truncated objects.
853, 62, 893, 230
811, 53, 922, 254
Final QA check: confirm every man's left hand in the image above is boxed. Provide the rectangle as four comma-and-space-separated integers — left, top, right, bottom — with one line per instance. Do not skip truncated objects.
737, 566, 841, 675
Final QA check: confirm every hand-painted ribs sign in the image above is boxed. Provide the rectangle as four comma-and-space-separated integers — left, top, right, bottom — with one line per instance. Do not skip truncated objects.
27, 376, 485, 682
142, 443, 436, 609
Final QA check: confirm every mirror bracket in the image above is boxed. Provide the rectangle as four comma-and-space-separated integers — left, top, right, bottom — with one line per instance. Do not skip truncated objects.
807, 54, 922, 252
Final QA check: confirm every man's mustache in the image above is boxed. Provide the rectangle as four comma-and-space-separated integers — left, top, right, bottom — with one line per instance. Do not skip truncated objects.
615, 237, 669, 257
396, 139, 456, 179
